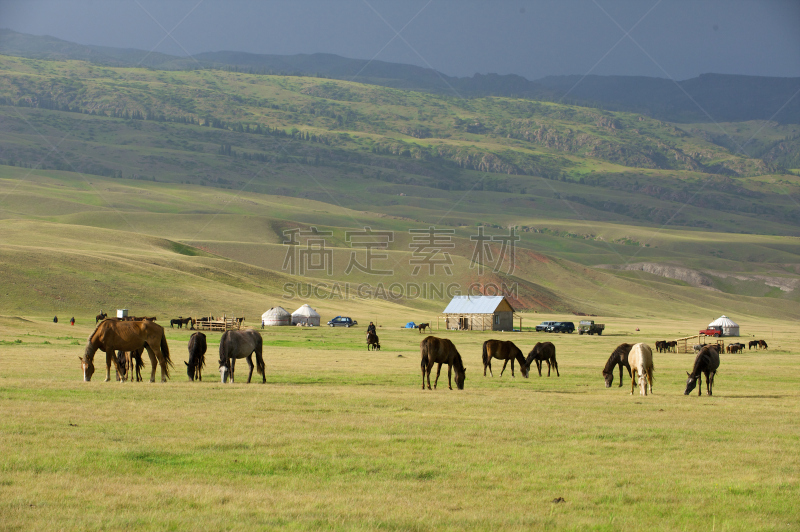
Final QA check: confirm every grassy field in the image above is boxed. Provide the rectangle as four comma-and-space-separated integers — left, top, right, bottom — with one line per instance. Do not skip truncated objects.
0, 314, 798, 531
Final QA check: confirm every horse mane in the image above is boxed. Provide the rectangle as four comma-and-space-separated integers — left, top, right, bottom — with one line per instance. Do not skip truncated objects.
452, 349, 465, 372
604, 343, 633, 375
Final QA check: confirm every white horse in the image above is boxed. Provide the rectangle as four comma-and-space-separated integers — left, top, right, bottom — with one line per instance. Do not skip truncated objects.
628, 343, 654, 396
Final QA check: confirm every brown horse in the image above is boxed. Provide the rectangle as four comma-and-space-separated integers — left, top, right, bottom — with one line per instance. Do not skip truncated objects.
367, 332, 380, 351
417, 323, 430, 333
526, 342, 559, 377
95, 312, 108, 323
684, 345, 719, 396
602, 343, 635, 388
80, 319, 172, 382
482, 339, 529, 378
420, 336, 466, 390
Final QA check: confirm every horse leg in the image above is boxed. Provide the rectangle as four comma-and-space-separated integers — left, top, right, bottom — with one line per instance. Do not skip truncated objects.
708, 371, 715, 396
104, 350, 116, 382
554, 358, 560, 377
246, 354, 255, 383
426, 363, 433, 391
434, 363, 442, 389
230, 359, 236, 383
546, 359, 551, 377
631, 370, 637, 395
144, 346, 158, 382
500, 359, 509, 377
448, 363, 453, 390
535, 360, 542, 377
511, 358, 516, 378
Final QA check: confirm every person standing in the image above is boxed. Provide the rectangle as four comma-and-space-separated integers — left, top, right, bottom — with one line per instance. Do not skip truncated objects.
70, 317, 75, 326
53, 316, 58, 323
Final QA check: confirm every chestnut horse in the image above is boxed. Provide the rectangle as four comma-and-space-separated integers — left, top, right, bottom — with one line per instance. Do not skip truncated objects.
628, 343, 654, 396
525, 342, 559, 377
420, 336, 465, 390
602, 343, 635, 388
417, 323, 430, 333
482, 339, 529, 378
80, 319, 172, 382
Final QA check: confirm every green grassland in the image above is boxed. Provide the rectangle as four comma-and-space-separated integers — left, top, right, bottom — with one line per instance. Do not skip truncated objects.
0, 315, 798, 531
2, 165, 800, 321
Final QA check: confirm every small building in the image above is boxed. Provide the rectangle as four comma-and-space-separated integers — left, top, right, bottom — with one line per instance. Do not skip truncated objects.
291, 304, 321, 326
441, 295, 516, 331
261, 306, 291, 326
708, 315, 740, 337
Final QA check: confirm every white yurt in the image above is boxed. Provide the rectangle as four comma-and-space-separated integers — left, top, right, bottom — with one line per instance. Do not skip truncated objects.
708, 315, 740, 336
291, 304, 321, 326
261, 306, 291, 326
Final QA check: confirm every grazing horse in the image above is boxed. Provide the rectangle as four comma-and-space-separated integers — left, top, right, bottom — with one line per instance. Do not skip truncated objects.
602, 343, 635, 388
95, 312, 108, 323
80, 319, 172, 382
655, 341, 667, 353
525, 342, 559, 377
170, 317, 192, 329
116, 349, 145, 382
420, 336, 466, 390
758, 340, 768, 350
218, 329, 265, 383
417, 323, 430, 334
748, 340, 759, 350
684, 345, 720, 396
185, 332, 207, 381
366, 332, 381, 351
482, 339, 529, 378
628, 343, 654, 396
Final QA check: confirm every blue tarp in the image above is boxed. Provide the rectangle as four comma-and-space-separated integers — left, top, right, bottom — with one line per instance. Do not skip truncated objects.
405, 322, 416, 328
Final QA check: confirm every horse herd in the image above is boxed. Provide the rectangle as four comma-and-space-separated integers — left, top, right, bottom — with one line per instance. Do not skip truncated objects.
78, 318, 723, 396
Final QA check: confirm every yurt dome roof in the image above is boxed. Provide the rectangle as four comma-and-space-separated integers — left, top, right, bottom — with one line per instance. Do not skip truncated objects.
709, 315, 738, 327
262, 306, 291, 319
291, 304, 320, 318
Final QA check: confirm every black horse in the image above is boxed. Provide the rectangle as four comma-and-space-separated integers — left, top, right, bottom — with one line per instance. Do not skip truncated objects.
185, 332, 207, 381
170, 317, 192, 329
602, 343, 635, 388
684, 345, 720, 396
367, 332, 381, 351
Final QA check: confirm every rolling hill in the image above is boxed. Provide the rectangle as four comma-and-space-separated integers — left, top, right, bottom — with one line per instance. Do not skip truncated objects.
1, 50, 799, 321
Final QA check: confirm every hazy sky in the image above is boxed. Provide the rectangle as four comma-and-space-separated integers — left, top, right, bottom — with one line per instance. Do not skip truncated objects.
1, 0, 798, 80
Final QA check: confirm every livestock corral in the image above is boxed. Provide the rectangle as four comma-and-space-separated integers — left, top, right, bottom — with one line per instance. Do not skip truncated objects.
0, 313, 798, 530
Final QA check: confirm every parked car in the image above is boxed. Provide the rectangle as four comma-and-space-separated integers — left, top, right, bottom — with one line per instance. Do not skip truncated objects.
536, 321, 557, 332
328, 316, 357, 327
546, 321, 575, 333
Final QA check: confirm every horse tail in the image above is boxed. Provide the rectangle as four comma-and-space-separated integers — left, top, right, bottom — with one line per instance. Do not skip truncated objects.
482, 341, 488, 366
255, 334, 265, 376
160, 331, 173, 376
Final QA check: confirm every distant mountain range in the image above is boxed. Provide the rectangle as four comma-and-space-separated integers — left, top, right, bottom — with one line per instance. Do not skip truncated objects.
1, 28, 799, 124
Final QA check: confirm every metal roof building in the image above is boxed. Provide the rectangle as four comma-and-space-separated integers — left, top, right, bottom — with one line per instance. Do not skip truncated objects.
441, 295, 516, 331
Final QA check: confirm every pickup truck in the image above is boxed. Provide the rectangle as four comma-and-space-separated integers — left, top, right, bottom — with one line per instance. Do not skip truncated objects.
578, 320, 605, 335
699, 326, 723, 337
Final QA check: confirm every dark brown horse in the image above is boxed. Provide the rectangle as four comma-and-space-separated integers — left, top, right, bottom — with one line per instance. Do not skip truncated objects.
218, 329, 265, 383
420, 336, 465, 390
80, 319, 172, 382
417, 323, 430, 333
185, 332, 207, 381
116, 349, 145, 382
684, 345, 720, 396
602, 343, 635, 388
526, 342, 559, 377
758, 340, 768, 350
748, 340, 759, 350
482, 339, 529, 378
170, 317, 192, 329
367, 332, 380, 351
95, 312, 108, 323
